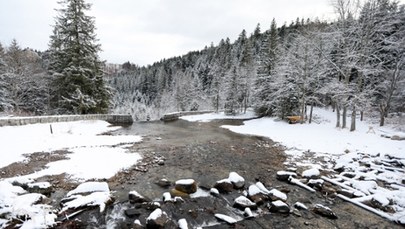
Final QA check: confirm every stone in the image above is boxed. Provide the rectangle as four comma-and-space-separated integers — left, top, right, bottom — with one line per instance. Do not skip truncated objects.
140, 202, 161, 211
175, 179, 197, 194
268, 200, 290, 214
214, 179, 233, 193
170, 189, 190, 198
249, 193, 268, 205
244, 207, 254, 219
210, 188, 220, 196
312, 204, 338, 219
124, 208, 141, 218
268, 188, 287, 202
302, 168, 320, 179
129, 190, 149, 204
293, 202, 308, 210
156, 178, 171, 188
146, 208, 169, 229
307, 179, 324, 190
276, 171, 298, 181
178, 218, 188, 229
228, 172, 245, 189
233, 196, 257, 210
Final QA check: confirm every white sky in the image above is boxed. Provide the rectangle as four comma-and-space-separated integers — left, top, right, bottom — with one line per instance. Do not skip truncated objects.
0, 0, 404, 66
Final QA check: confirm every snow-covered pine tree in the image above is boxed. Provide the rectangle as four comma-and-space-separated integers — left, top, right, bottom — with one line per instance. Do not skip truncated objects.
48, 0, 109, 114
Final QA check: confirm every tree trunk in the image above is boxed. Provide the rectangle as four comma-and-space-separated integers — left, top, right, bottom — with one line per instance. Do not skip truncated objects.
360, 111, 364, 121
350, 106, 356, 132
336, 104, 341, 128
379, 103, 386, 126
342, 106, 347, 129
309, 103, 314, 124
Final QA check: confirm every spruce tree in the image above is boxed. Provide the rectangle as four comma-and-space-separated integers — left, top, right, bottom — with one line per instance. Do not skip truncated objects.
48, 0, 109, 114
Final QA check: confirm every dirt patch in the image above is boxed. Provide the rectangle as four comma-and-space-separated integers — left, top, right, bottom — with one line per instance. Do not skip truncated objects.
0, 150, 70, 179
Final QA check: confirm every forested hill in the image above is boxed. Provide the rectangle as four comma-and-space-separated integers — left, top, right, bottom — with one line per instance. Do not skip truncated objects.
108, 0, 405, 130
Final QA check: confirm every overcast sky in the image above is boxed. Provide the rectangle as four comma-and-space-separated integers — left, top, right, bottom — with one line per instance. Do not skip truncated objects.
1, 0, 403, 66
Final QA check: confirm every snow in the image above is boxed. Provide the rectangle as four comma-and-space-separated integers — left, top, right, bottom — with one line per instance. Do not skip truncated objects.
147, 208, 166, 221
221, 107, 403, 158
175, 179, 195, 185
214, 213, 238, 224
180, 110, 256, 122
178, 218, 188, 229
269, 189, 287, 201
228, 172, 245, 188
61, 191, 111, 213
0, 120, 142, 169
248, 184, 263, 196
0, 120, 143, 228
67, 182, 110, 197
272, 200, 288, 207
302, 168, 320, 178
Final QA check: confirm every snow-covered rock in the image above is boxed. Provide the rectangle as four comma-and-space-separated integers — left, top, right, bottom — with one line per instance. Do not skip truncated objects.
61, 191, 112, 213
146, 208, 170, 228
294, 202, 308, 210
233, 196, 257, 210
255, 181, 270, 194
228, 172, 245, 189
178, 218, 188, 229
210, 188, 220, 196
215, 213, 238, 224
269, 200, 290, 213
175, 179, 197, 194
276, 171, 298, 181
214, 178, 233, 193
244, 207, 254, 218
302, 168, 320, 178
312, 204, 338, 219
269, 188, 287, 202
129, 190, 148, 203
163, 192, 172, 202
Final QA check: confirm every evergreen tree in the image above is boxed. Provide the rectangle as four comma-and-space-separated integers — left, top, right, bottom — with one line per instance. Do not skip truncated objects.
48, 0, 109, 114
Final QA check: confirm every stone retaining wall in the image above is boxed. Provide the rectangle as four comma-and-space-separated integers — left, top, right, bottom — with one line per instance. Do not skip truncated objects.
161, 111, 213, 122
0, 114, 133, 127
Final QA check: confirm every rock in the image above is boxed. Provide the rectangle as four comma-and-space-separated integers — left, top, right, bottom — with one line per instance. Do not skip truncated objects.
146, 208, 169, 229
276, 171, 297, 181
255, 182, 270, 194
157, 160, 165, 166
162, 192, 172, 202
156, 178, 171, 188
124, 208, 141, 218
391, 135, 405, 141
26, 182, 53, 196
140, 202, 161, 211
312, 204, 338, 219
214, 179, 233, 193
307, 179, 324, 190
302, 168, 320, 179
210, 188, 220, 196
175, 179, 197, 194
228, 172, 245, 189
268, 200, 290, 214
292, 208, 302, 217
214, 213, 238, 224
129, 190, 149, 204
244, 207, 254, 219
249, 193, 268, 205
170, 189, 190, 198
293, 202, 308, 210
337, 189, 354, 198
268, 188, 287, 202
233, 196, 257, 210
133, 219, 143, 229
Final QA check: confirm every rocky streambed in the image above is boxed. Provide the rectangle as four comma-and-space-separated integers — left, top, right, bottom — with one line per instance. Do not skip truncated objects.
0, 119, 403, 228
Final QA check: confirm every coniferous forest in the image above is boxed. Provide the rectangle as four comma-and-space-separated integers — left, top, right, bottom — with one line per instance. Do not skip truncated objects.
0, 0, 404, 131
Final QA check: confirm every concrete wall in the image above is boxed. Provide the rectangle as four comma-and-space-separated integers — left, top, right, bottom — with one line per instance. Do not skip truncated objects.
0, 114, 133, 127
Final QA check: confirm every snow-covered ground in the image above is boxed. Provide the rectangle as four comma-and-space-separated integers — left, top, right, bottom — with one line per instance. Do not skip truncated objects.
0, 120, 142, 228
184, 107, 405, 224
180, 109, 257, 122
